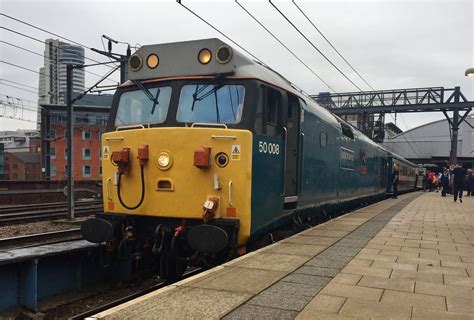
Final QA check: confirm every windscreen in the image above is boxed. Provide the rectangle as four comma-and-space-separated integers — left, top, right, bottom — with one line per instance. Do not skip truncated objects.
177, 84, 245, 124
115, 86, 172, 126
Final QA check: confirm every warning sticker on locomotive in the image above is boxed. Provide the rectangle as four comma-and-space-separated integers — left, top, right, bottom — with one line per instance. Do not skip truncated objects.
340, 147, 355, 171
103, 146, 110, 159
231, 145, 241, 160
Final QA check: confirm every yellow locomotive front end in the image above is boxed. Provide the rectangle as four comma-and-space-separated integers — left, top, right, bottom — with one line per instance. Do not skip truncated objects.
81, 38, 259, 279
101, 126, 252, 245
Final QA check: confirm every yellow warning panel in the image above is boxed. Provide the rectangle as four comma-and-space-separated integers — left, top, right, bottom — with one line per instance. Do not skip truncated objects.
103, 146, 110, 159
231, 144, 241, 160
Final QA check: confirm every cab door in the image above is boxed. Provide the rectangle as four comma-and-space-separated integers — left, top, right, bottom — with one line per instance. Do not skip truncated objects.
283, 93, 300, 205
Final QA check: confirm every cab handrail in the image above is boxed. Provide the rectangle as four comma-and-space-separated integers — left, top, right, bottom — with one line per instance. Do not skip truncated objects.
191, 123, 228, 129
116, 124, 145, 131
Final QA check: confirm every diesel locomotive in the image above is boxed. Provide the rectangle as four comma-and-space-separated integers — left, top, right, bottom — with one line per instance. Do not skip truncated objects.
81, 38, 417, 279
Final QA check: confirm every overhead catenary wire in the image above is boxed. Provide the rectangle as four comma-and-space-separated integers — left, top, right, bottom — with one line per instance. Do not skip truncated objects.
1, 60, 54, 79
292, 1, 375, 91
176, 0, 266, 65
0, 40, 118, 84
395, 113, 424, 158
0, 26, 116, 71
0, 98, 40, 111
269, 0, 363, 91
0, 114, 40, 124
234, 0, 336, 93
1, 13, 91, 49
0, 93, 38, 105
0, 79, 38, 91
0, 101, 40, 113
281, 2, 420, 154
0, 82, 39, 94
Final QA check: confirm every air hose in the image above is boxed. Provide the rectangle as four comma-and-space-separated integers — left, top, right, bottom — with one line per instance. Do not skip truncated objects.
117, 164, 145, 210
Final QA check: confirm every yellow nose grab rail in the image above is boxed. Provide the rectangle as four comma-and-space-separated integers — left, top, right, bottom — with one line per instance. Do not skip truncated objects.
105, 177, 112, 200
105, 137, 124, 142
211, 135, 236, 140
228, 180, 233, 207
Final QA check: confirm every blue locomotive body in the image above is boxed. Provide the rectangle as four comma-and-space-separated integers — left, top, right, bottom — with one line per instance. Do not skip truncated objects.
248, 89, 416, 236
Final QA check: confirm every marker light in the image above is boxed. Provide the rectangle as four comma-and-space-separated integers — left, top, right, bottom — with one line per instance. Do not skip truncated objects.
216, 46, 232, 64
157, 152, 172, 170
129, 54, 143, 71
147, 54, 159, 69
198, 49, 212, 64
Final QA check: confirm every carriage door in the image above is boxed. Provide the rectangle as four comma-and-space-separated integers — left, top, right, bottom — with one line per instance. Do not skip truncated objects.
283, 93, 300, 204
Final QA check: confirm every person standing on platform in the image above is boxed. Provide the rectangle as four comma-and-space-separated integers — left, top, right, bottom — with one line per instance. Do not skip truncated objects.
391, 163, 399, 199
467, 169, 474, 196
440, 167, 450, 197
423, 171, 430, 192
451, 164, 467, 202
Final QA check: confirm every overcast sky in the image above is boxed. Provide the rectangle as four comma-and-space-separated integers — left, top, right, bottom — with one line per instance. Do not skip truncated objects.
1, 0, 473, 132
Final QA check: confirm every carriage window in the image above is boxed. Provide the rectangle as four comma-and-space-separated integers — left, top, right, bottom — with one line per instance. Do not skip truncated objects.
177, 84, 245, 124
115, 86, 172, 126
320, 132, 327, 148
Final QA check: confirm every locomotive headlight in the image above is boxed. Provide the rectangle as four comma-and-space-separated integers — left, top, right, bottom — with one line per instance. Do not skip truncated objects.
216, 46, 232, 64
198, 48, 212, 64
146, 54, 159, 69
156, 152, 172, 170
129, 54, 143, 71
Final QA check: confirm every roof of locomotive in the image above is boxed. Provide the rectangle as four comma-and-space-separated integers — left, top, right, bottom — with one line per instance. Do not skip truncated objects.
126, 38, 384, 151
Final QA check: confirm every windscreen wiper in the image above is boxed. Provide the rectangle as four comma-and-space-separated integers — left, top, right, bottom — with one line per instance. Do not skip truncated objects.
132, 80, 160, 115
191, 73, 226, 111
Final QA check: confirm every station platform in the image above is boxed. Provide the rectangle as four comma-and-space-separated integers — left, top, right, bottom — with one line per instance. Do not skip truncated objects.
90, 192, 473, 320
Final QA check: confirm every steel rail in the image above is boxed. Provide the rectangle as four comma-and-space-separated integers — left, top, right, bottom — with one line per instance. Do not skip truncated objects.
0, 205, 103, 223
0, 200, 102, 214
0, 228, 82, 249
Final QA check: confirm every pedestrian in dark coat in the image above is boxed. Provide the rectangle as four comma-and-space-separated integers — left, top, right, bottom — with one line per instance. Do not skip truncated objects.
467, 169, 474, 196
451, 165, 467, 202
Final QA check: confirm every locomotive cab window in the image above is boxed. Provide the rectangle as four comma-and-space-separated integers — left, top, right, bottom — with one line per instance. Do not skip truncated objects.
115, 86, 172, 126
177, 84, 245, 124
341, 122, 354, 139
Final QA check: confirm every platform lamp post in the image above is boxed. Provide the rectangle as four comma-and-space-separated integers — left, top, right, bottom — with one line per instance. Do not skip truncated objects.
465, 68, 474, 77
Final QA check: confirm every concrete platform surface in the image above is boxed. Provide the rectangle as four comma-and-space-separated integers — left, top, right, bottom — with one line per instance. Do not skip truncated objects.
89, 192, 473, 320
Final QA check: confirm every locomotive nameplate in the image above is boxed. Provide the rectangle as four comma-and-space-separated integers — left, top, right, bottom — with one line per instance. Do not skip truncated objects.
340, 147, 355, 171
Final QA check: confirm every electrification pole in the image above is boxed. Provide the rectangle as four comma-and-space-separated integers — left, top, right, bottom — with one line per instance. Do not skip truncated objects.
450, 87, 461, 166
91, 35, 131, 84
66, 64, 74, 219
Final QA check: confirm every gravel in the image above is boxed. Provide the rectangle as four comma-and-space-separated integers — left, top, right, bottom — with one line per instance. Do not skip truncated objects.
0, 217, 90, 239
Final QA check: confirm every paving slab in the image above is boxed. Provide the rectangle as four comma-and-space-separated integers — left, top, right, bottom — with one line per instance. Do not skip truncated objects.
223, 304, 298, 320
93, 192, 474, 320
185, 266, 286, 294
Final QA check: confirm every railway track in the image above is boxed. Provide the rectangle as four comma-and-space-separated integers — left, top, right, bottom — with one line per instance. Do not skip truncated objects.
0, 200, 102, 214
69, 268, 203, 320
0, 228, 82, 249
0, 200, 103, 224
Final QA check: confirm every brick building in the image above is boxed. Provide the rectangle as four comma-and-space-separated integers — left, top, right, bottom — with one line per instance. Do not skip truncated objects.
40, 94, 113, 180
2, 136, 41, 180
